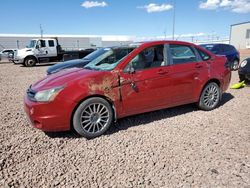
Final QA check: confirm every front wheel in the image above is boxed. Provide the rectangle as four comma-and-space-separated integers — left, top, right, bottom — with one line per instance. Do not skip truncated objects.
73, 97, 113, 139
198, 82, 221, 111
24, 57, 37, 67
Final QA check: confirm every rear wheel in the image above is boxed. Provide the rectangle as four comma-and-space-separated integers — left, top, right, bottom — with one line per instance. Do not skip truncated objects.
73, 97, 113, 139
232, 59, 239, 71
198, 82, 221, 111
24, 57, 37, 67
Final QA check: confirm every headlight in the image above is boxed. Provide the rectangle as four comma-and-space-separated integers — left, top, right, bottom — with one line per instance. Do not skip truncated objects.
34, 86, 64, 102
240, 60, 248, 68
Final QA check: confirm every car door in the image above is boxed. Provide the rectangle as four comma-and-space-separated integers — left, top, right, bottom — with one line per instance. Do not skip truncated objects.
46, 39, 57, 57
36, 40, 48, 58
167, 44, 208, 105
119, 44, 172, 116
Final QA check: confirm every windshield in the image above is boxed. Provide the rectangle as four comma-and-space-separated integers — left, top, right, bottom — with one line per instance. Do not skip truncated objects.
84, 47, 135, 71
28, 40, 37, 48
82, 48, 108, 61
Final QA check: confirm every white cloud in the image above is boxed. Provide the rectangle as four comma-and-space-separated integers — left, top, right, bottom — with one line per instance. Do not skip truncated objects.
138, 3, 173, 13
199, 0, 220, 9
199, 0, 250, 13
81, 1, 108, 8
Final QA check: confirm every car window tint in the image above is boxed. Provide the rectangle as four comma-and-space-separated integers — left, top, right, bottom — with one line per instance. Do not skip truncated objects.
128, 45, 164, 71
197, 48, 211, 61
169, 45, 198, 64
40, 40, 46, 47
48, 40, 55, 47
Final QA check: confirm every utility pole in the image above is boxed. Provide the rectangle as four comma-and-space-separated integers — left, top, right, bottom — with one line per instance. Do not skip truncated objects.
172, 0, 176, 40
40, 24, 43, 38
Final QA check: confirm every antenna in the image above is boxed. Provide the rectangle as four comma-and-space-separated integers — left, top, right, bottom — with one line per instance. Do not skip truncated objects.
172, 0, 176, 40
40, 24, 43, 38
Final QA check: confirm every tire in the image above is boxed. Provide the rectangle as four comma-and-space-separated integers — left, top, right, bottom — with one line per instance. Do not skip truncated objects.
24, 57, 37, 67
232, 59, 239, 71
198, 82, 221, 111
73, 97, 113, 139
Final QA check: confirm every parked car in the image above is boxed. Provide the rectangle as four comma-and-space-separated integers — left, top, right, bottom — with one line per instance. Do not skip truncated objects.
24, 41, 231, 139
239, 57, 250, 84
47, 48, 113, 75
0, 49, 16, 62
200, 43, 240, 70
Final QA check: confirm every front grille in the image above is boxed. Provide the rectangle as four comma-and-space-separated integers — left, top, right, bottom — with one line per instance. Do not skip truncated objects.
27, 86, 36, 101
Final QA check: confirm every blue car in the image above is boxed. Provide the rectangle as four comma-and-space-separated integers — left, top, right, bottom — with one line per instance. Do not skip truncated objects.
200, 43, 240, 70
46, 49, 104, 75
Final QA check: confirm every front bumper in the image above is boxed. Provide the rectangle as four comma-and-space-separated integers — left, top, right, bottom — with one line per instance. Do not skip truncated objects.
11, 58, 24, 64
24, 95, 77, 132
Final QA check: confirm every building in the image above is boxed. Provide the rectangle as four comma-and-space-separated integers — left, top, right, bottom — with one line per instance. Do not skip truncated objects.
230, 21, 250, 49
230, 21, 250, 59
0, 34, 135, 50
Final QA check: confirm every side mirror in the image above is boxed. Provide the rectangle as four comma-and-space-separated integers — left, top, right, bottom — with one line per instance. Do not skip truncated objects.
36, 45, 39, 49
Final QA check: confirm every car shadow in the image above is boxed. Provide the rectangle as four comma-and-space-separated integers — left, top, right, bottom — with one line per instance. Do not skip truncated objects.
45, 92, 234, 139
19, 63, 56, 67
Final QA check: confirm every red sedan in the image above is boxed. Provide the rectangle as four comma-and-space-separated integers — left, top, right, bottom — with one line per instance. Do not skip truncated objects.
24, 41, 231, 138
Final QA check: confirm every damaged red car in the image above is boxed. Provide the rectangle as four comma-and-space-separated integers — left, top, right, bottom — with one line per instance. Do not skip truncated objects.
24, 41, 231, 138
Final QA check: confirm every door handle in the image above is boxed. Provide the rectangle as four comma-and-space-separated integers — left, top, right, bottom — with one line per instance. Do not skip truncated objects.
157, 69, 168, 75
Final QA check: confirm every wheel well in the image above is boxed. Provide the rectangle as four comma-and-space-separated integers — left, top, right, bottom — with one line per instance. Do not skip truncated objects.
70, 95, 116, 131
206, 79, 220, 87
234, 58, 239, 62
199, 79, 221, 100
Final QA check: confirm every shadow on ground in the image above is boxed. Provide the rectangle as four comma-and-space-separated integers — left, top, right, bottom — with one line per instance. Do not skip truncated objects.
45, 92, 234, 139
20, 63, 56, 68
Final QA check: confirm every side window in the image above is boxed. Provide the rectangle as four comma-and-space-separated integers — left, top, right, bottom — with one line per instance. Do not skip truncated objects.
197, 48, 211, 61
246, 29, 250, 39
211, 45, 220, 54
48, 40, 55, 47
127, 45, 164, 71
169, 45, 197, 65
40, 40, 46, 47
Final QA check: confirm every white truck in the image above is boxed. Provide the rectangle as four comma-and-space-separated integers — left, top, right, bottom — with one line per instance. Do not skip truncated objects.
11, 38, 94, 67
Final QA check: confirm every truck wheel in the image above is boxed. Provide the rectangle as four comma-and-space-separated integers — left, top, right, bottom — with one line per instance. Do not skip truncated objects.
198, 82, 221, 111
73, 97, 113, 139
24, 57, 37, 67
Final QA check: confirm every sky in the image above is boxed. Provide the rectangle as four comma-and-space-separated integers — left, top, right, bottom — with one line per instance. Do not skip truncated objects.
1, 0, 250, 39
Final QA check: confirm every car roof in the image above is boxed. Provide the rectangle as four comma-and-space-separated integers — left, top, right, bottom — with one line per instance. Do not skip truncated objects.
200, 43, 232, 46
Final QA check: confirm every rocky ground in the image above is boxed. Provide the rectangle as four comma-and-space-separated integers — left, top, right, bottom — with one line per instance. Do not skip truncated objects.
0, 62, 249, 188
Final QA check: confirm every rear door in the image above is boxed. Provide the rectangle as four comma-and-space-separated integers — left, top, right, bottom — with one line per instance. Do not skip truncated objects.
119, 44, 172, 115
167, 44, 209, 105
47, 39, 57, 57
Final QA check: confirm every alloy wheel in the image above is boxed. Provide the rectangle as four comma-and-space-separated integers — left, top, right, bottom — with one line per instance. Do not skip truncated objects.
203, 84, 219, 108
80, 103, 110, 134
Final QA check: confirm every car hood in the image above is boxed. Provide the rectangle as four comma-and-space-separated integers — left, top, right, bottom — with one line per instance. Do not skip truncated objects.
16, 48, 33, 56
32, 67, 99, 91
47, 59, 90, 75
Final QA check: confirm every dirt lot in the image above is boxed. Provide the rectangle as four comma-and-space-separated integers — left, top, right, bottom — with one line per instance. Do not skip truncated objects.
0, 62, 249, 188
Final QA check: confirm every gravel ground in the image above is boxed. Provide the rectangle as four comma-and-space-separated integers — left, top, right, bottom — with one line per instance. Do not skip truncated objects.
0, 62, 249, 188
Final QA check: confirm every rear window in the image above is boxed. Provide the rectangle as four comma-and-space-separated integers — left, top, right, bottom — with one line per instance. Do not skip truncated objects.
223, 45, 235, 52
48, 40, 55, 47
169, 45, 198, 64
